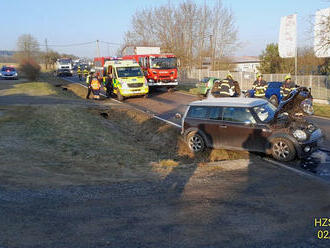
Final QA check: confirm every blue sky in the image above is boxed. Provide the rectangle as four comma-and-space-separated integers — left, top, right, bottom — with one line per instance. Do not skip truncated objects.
1, 0, 329, 58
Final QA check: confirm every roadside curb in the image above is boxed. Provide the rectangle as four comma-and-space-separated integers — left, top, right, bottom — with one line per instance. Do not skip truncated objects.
312, 115, 330, 121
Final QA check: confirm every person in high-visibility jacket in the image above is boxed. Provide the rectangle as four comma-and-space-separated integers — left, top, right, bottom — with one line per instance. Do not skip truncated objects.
281, 74, 296, 98
252, 73, 268, 98
90, 75, 101, 100
77, 66, 82, 81
211, 73, 236, 97
83, 67, 89, 78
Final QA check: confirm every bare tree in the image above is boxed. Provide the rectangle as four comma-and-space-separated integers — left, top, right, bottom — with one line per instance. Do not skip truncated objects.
123, 0, 238, 69
15, 34, 40, 62
314, 10, 330, 56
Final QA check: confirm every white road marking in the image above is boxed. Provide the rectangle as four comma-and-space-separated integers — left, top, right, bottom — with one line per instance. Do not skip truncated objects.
153, 116, 181, 128
263, 157, 330, 185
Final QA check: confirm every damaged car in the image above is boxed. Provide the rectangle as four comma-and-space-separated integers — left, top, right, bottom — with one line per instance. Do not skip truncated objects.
181, 87, 322, 162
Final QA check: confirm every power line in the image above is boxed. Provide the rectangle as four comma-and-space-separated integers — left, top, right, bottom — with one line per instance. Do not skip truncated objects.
42, 41, 96, 47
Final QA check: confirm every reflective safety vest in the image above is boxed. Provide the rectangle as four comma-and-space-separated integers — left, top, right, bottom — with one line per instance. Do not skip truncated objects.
77, 69, 82, 74
91, 78, 101, 90
83, 69, 89, 76
218, 79, 235, 96
281, 82, 296, 97
252, 80, 267, 97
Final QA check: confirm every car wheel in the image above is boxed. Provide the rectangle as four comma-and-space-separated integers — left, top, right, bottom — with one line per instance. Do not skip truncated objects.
117, 90, 124, 101
271, 138, 296, 162
187, 131, 205, 153
269, 95, 279, 106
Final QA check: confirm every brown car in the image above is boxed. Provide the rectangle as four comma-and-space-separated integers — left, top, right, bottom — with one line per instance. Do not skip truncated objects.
181, 97, 322, 162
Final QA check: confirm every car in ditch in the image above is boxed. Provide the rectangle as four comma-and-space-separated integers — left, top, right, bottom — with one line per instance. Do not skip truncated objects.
0, 66, 18, 80
181, 87, 322, 162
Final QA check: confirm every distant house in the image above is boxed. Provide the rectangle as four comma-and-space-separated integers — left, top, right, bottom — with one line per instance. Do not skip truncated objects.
202, 56, 261, 73
227, 56, 261, 73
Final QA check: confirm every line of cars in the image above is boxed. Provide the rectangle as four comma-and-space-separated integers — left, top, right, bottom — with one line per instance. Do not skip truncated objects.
0, 65, 18, 80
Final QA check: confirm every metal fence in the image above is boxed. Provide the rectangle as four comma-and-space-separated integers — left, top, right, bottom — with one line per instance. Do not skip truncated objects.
178, 68, 330, 101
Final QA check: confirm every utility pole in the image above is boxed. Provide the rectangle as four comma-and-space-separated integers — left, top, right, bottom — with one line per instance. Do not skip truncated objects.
45, 38, 49, 69
96, 40, 100, 58
45, 38, 49, 53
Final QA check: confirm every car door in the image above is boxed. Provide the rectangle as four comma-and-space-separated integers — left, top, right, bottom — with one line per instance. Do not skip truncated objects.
185, 106, 223, 148
220, 107, 269, 152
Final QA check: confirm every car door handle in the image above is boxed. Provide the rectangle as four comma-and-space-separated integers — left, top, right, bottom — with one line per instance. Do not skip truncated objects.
219, 125, 227, 128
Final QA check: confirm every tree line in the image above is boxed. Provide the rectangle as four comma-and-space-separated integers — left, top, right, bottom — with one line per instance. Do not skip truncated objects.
258, 43, 329, 75
122, 0, 239, 68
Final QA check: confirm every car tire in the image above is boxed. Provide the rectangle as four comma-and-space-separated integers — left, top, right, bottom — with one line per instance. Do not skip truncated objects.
269, 95, 279, 106
187, 131, 205, 153
117, 90, 124, 101
271, 138, 296, 162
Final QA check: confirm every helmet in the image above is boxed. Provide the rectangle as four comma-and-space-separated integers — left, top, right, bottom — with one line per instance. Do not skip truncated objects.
226, 73, 233, 79
256, 73, 263, 78
285, 74, 291, 81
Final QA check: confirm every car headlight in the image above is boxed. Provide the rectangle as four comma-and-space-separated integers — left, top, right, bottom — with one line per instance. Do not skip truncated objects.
0, 72, 2, 76
293, 130, 307, 141
14, 72, 18, 76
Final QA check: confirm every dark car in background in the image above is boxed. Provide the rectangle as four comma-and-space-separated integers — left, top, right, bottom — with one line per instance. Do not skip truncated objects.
181, 96, 322, 162
0, 66, 18, 80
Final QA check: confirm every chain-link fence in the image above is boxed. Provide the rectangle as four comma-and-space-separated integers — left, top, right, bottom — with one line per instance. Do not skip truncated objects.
178, 68, 330, 101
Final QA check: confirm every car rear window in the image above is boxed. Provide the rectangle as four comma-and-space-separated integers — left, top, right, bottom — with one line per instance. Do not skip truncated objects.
187, 106, 222, 120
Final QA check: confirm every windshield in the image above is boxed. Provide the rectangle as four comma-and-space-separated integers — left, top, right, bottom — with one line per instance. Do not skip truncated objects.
58, 59, 72, 65
253, 103, 277, 123
2, 67, 15, 71
150, 57, 177, 69
116, 67, 143, 77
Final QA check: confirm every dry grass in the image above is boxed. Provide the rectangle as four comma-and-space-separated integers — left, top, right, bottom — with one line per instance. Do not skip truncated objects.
314, 103, 330, 118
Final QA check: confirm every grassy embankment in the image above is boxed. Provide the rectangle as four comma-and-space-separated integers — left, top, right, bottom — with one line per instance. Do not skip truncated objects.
0, 76, 248, 187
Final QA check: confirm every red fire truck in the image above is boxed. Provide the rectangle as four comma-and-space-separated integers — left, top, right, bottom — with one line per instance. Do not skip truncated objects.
122, 54, 178, 89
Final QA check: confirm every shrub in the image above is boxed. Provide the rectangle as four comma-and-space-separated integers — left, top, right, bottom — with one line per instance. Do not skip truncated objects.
19, 59, 41, 81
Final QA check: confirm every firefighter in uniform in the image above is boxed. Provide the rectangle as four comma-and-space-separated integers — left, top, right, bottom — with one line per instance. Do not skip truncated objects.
252, 73, 268, 98
281, 74, 296, 98
86, 69, 94, 99
83, 67, 89, 79
102, 68, 113, 98
77, 66, 82, 81
211, 73, 236, 97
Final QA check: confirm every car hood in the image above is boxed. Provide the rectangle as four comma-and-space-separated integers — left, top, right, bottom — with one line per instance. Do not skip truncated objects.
1, 70, 16, 75
273, 87, 313, 123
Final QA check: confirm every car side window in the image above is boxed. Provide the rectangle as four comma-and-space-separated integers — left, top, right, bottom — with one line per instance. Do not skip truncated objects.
209, 107, 222, 120
223, 107, 256, 123
187, 106, 209, 119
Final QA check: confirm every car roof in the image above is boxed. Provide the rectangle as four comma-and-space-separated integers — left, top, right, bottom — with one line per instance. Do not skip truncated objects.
189, 97, 268, 108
